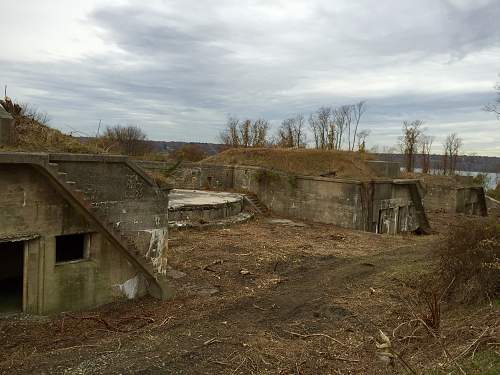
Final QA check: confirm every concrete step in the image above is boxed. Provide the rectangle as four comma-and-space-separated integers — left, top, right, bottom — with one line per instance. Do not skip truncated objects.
244, 195, 269, 215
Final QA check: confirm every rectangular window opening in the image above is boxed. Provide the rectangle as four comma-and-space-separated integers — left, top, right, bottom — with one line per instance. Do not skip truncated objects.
56, 233, 89, 263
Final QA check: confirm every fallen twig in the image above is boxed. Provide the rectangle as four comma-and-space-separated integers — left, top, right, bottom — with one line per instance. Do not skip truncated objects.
204, 337, 222, 346
392, 319, 420, 338
331, 356, 360, 363
454, 326, 491, 361
285, 330, 346, 347
252, 304, 267, 311
158, 315, 174, 328
212, 360, 230, 366
49, 344, 100, 353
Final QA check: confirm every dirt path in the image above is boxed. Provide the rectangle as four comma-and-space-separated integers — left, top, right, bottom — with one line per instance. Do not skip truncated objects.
0, 218, 496, 374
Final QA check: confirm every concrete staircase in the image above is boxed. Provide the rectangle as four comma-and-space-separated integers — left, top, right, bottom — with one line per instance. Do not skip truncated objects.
244, 193, 269, 216
41, 161, 170, 299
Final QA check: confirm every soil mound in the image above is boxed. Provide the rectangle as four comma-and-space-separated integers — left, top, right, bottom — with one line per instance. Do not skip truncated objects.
202, 148, 377, 179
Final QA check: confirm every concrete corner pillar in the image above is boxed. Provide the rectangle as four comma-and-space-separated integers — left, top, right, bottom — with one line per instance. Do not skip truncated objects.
0, 105, 14, 146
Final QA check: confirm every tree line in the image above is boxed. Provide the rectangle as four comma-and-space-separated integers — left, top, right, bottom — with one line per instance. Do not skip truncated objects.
398, 120, 463, 175
219, 101, 369, 151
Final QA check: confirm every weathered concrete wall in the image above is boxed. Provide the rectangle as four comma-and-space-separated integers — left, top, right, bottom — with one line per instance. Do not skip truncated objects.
0, 164, 141, 314
422, 185, 457, 213
486, 196, 500, 217
138, 161, 424, 234
456, 187, 487, 215
232, 166, 367, 229
51, 154, 169, 269
423, 184, 487, 216
0, 106, 14, 146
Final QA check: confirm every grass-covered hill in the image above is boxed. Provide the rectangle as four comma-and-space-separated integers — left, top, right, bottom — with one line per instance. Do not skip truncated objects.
201, 147, 378, 179
0, 98, 97, 153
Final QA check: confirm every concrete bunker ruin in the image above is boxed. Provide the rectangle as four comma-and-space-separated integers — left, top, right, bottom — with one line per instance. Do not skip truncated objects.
138, 161, 430, 235
0, 153, 171, 314
420, 176, 488, 216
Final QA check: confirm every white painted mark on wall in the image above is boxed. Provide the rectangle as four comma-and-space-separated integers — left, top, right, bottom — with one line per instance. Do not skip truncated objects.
115, 275, 141, 299
142, 227, 168, 276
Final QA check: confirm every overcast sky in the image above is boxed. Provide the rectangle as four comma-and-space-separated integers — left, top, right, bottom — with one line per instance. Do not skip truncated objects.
1, 0, 499, 155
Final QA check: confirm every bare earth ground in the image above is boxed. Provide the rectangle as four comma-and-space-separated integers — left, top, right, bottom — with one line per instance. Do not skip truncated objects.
0, 215, 498, 374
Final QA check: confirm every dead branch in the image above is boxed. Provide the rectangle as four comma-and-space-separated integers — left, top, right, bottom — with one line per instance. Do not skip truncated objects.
285, 330, 346, 347
203, 337, 222, 346
454, 326, 491, 362
158, 315, 174, 327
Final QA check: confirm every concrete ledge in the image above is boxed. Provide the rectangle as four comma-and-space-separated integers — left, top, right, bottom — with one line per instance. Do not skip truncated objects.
49, 153, 128, 162
49, 153, 160, 189
0, 152, 49, 165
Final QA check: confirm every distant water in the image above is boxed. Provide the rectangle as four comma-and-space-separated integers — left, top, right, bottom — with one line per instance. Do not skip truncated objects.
405, 168, 499, 190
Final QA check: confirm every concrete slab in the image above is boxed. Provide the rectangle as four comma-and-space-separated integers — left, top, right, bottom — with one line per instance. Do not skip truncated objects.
168, 189, 243, 209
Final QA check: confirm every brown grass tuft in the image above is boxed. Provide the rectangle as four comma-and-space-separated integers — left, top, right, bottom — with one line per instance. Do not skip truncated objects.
1, 97, 98, 154
438, 218, 500, 304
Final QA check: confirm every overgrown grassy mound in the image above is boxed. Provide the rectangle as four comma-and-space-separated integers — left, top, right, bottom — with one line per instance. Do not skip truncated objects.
0, 98, 97, 153
202, 148, 377, 179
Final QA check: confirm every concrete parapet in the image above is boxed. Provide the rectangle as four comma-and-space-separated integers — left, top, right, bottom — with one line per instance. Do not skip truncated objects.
0, 106, 14, 146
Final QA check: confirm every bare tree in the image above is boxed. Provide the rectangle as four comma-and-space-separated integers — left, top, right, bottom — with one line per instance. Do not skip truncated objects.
102, 125, 151, 156
317, 107, 332, 149
484, 79, 500, 118
277, 118, 295, 148
442, 133, 462, 175
351, 101, 366, 151
219, 117, 270, 148
239, 119, 253, 148
250, 119, 269, 147
277, 114, 306, 148
309, 107, 332, 149
420, 135, 434, 174
308, 113, 320, 149
332, 106, 347, 149
356, 129, 370, 152
399, 120, 423, 172
294, 114, 306, 148
308, 101, 366, 151
219, 117, 241, 147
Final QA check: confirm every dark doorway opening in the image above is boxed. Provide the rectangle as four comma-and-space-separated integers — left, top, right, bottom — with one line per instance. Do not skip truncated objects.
0, 241, 24, 313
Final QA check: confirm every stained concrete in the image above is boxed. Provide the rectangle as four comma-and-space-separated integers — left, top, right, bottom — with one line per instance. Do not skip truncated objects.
0, 105, 13, 146
169, 189, 242, 209
168, 189, 244, 223
0, 153, 170, 314
139, 161, 429, 234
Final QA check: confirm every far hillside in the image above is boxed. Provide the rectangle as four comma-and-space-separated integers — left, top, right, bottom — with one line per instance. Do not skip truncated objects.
201, 148, 378, 179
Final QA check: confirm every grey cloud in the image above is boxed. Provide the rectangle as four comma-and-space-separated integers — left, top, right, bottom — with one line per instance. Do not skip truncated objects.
0, 0, 499, 154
